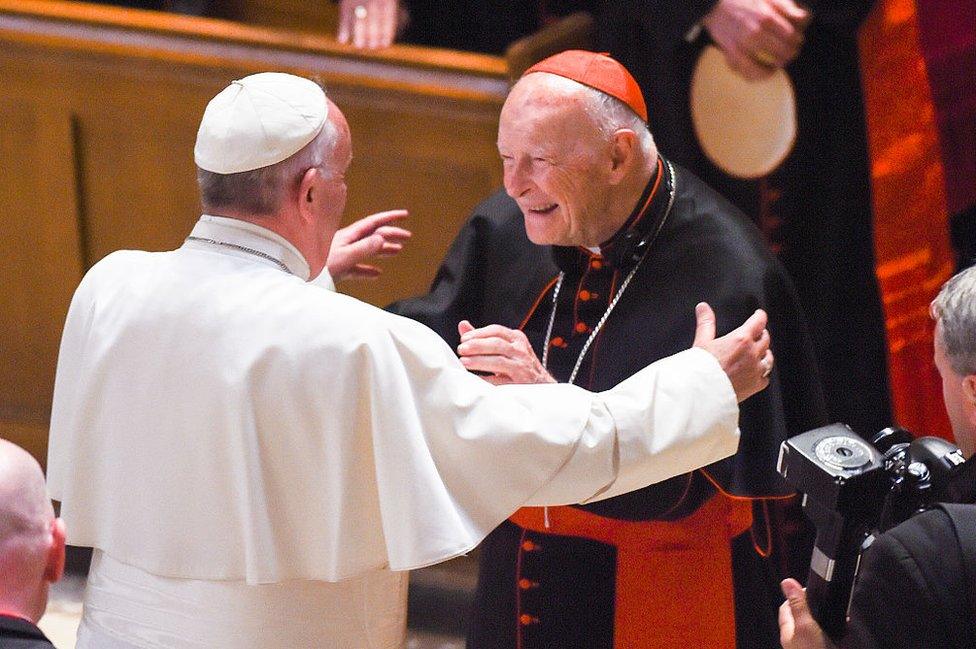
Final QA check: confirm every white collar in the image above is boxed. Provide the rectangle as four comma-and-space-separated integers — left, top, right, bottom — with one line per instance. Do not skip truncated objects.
184, 214, 312, 281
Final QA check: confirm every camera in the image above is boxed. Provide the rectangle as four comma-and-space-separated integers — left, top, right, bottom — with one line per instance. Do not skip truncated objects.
777, 423, 969, 639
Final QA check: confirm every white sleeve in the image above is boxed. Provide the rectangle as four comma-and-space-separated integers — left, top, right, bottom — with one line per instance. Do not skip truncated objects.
523, 347, 739, 505
359, 315, 740, 571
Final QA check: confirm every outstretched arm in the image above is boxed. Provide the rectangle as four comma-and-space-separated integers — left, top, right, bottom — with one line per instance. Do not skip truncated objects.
457, 302, 772, 403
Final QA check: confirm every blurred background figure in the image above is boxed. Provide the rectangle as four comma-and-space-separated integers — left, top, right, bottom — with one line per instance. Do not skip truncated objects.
335, 0, 597, 53
909, 0, 976, 272
854, 0, 974, 439
597, 0, 893, 442
0, 439, 66, 649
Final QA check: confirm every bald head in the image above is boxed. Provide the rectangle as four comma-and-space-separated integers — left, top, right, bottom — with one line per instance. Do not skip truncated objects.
0, 439, 64, 623
0, 440, 52, 543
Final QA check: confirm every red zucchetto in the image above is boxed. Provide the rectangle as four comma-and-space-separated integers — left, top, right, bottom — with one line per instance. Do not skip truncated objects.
523, 50, 648, 123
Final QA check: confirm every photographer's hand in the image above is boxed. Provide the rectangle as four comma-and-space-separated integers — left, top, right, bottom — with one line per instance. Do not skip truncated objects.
779, 579, 836, 649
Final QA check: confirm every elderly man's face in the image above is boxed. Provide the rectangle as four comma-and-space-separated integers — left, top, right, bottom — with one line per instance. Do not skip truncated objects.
497, 78, 615, 246
934, 320, 976, 457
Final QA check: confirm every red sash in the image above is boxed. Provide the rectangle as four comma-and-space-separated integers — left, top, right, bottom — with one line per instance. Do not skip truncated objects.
510, 492, 752, 648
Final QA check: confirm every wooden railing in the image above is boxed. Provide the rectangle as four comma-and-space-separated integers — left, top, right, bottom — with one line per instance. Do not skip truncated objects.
0, 0, 510, 463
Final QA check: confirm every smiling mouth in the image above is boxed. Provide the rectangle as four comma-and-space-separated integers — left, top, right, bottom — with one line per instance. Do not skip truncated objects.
526, 203, 558, 215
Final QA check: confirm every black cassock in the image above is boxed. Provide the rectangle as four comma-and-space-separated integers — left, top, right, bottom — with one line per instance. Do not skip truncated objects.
391, 162, 827, 648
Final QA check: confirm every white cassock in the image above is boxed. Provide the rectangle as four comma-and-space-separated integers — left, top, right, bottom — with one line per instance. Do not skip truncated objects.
47, 215, 740, 648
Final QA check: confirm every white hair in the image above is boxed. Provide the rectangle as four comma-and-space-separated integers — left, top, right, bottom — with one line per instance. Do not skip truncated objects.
582, 84, 655, 153
932, 266, 976, 376
197, 112, 340, 215
527, 72, 656, 156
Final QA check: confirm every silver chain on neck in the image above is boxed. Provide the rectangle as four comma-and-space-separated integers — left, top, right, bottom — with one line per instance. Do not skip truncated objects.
542, 161, 677, 385
186, 236, 292, 275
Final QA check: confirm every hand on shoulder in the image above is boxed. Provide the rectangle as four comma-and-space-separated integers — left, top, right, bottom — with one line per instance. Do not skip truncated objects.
693, 302, 773, 402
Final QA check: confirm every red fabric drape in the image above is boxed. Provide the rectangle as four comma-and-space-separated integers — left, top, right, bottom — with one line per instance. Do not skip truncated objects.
915, 0, 976, 217
859, 0, 954, 440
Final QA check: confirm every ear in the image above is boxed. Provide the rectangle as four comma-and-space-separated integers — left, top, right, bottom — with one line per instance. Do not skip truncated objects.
964, 374, 976, 404
43, 518, 66, 583
297, 167, 321, 224
608, 129, 638, 179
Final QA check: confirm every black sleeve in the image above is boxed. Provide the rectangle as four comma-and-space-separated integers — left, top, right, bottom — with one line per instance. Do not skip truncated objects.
807, 0, 877, 31
399, 0, 542, 53
730, 260, 828, 491
600, 0, 719, 48
840, 509, 970, 649
387, 214, 488, 349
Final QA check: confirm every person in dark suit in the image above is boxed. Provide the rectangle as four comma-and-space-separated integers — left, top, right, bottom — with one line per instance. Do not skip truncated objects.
779, 266, 976, 649
0, 616, 55, 649
0, 440, 66, 649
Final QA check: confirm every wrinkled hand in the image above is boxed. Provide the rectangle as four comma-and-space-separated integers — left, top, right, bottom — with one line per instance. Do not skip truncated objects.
702, 0, 810, 80
457, 320, 556, 385
326, 209, 410, 281
693, 302, 773, 402
779, 578, 835, 649
337, 0, 401, 49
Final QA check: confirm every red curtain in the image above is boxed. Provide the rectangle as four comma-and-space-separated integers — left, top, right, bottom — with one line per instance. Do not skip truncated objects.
859, 0, 955, 440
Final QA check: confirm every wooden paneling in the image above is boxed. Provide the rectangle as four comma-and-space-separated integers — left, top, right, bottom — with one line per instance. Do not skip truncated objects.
71, 86, 206, 261
0, 0, 509, 465
0, 94, 85, 463
220, 0, 339, 37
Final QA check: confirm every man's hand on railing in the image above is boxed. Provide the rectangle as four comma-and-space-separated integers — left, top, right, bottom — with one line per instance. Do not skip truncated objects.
336, 0, 404, 49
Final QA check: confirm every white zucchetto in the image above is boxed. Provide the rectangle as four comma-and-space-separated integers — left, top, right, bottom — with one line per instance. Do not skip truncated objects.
194, 72, 328, 174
